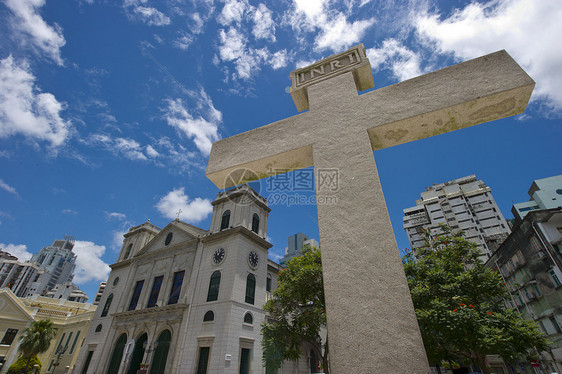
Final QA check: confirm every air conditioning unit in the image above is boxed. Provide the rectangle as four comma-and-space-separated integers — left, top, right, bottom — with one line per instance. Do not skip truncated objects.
537, 251, 546, 259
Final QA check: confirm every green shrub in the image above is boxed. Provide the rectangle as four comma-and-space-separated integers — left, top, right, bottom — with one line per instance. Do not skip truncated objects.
7, 355, 42, 374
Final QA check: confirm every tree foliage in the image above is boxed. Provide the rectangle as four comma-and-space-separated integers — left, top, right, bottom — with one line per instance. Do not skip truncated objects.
403, 227, 549, 374
7, 355, 41, 374
17, 319, 57, 373
262, 245, 328, 373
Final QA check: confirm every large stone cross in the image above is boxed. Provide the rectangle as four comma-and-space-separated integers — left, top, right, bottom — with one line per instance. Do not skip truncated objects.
206, 44, 534, 373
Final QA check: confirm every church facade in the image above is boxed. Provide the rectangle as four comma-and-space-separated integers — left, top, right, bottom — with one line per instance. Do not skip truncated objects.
74, 185, 312, 374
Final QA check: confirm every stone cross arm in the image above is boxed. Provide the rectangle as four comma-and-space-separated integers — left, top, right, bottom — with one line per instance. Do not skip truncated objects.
206, 49, 534, 188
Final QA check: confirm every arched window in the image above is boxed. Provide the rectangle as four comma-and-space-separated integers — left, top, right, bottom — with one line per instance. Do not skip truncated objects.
203, 311, 214, 322
101, 293, 113, 317
95, 324, 102, 332
124, 244, 133, 259
220, 210, 231, 230
251, 213, 260, 234
245, 274, 256, 305
150, 330, 172, 374
106, 333, 127, 374
207, 271, 221, 302
243, 312, 253, 324
165, 232, 173, 246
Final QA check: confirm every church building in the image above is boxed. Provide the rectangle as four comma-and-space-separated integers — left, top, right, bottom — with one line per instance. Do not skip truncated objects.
74, 184, 290, 374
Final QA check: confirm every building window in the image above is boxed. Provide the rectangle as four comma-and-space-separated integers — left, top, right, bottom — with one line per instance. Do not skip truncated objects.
128, 280, 145, 311
549, 270, 562, 288
266, 274, 272, 292
243, 312, 253, 324
245, 274, 256, 305
165, 232, 173, 246
196, 347, 210, 374
240, 348, 251, 374
106, 334, 127, 374
0, 328, 18, 345
124, 244, 133, 259
61, 332, 73, 354
101, 294, 113, 317
203, 311, 214, 322
168, 270, 185, 305
251, 214, 260, 234
69, 331, 81, 355
550, 316, 562, 334
147, 276, 164, 308
81, 351, 94, 374
207, 271, 221, 302
220, 210, 231, 230
55, 333, 66, 354
95, 324, 102, 332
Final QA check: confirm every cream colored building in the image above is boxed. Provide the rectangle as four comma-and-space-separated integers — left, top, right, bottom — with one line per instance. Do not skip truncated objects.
0, 289, 96, 373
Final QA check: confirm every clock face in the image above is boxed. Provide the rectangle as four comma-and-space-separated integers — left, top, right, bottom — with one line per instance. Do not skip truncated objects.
213, 247, 225, 264
248, 251, 259, 268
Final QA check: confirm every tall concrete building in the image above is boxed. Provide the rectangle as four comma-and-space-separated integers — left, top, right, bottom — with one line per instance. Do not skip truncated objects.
279, 232, 319, 267
27, 236, 77, 296
403, 175, 511, 259
512, 174, 562, 221
0, 260, 44, 297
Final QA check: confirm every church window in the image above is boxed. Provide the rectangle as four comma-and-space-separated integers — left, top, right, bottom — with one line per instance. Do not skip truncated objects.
203, 311, 214, 322
69, 331, 81, 354
0, 328, 18, 345
196, 347, 210, 374
243, 312, 253, 324
207, 271, 221, 302
252, 213, 260, 233
95, 324, 102, 332
113, 277, 119, 286
220, 210, 231, 230
245, 274, 256, 305
147, 275, 164, 308
124, 244, 133, 259
266, 274, 272, 292
168, 270, 185, 305
128, 280, 144, 311
165, 232, 173, 246
101, 294, 113, 317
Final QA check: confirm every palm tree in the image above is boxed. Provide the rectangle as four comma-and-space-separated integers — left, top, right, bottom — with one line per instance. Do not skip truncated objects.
18, 319, 57, 373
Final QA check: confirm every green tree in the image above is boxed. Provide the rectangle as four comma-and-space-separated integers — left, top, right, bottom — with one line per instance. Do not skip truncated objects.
17, 319, 57, 373
403, 227, 549, 374
262, 245, 328, 373
7, 355, 41, 374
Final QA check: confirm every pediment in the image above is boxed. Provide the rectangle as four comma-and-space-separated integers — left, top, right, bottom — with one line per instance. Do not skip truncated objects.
134, 220, 206, 257
0, 290, 33, 321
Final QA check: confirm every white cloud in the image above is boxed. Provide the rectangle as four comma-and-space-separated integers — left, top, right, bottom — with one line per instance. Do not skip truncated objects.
61, 209, 78, 215
163, 88, 221, 155
86, 134, 148, 160
314, 14, 374, 52
286, 0, 374, 52
270, 50, 289, 70
0, 243, 32, 261
217, 0, 249, 26
123, 0, 171, 26
0, 56, 72, 148
414, 0, 562, 110
4, 0, 66, 65
173, 32, 193, 50
366, 39, 423, 81
145, 144, 159, 157
0, 179, 18, 196
218, 28, 247, 62
72, 240, 111, 284
155, 187, 212, 223
105, 212, 127, 220
252, 3, 276, 41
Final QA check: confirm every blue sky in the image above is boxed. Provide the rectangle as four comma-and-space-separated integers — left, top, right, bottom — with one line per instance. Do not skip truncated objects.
0, 0, 561, 301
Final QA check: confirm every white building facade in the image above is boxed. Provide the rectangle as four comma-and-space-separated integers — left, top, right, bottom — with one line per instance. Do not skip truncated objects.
512, 174, 562, 220
74, 185, 311, 374
403, 175, 511, 259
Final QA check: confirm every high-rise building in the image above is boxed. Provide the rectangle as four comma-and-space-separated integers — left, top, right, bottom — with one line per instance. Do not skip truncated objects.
0, 260, 44, 297
27, 236, 77, 296
512, 174, 562, 221
279, 232, 319, 266
92, 282, 106, 306
403, 175, 511, 259
45, 281, 89, 303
